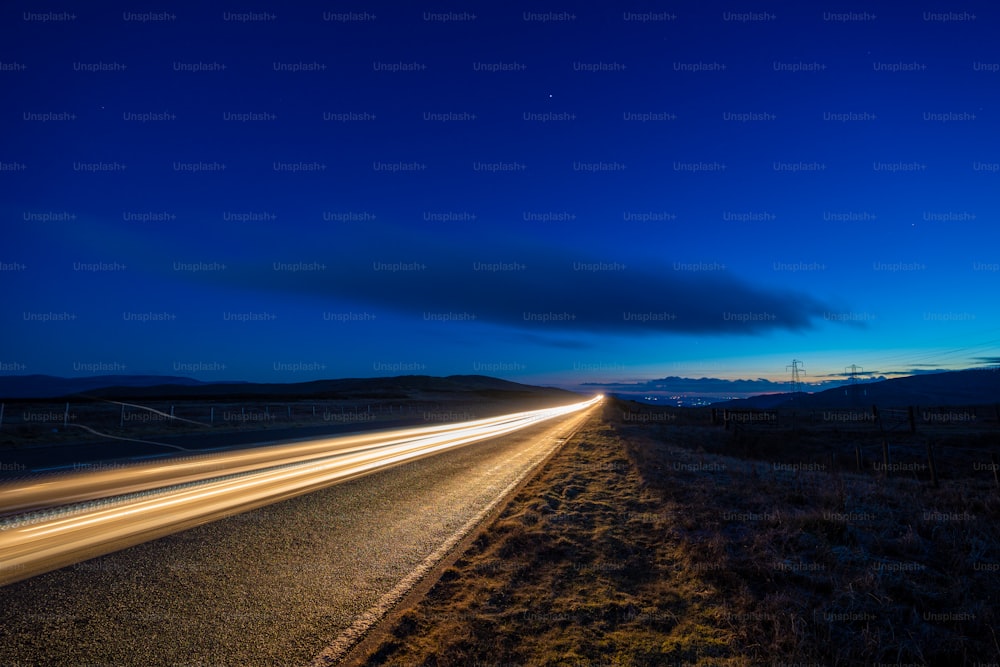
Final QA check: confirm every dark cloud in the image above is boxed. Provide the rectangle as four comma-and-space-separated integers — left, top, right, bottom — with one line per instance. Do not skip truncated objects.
507, 332, 593, 350
819, 368, 953, 379
196, 225, 849, 338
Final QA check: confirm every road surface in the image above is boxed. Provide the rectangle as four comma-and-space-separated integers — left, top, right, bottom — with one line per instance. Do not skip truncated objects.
0, 396, 600, 586
0, 396, 600, 666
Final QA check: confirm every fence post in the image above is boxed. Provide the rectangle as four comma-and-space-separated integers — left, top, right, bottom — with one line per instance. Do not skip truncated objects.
211, 406, 214, 425
64, 402, 69, 427
855, 445, 862, 472
992, 453, 1000, 490
908, 406, 916, 433
873, 404, 890, 476
926, 440, 938, 488
120, 403, 125, 428
0, 403, 4, 430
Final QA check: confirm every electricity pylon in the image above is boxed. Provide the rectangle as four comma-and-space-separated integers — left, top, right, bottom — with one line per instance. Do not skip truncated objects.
845, 364, 863, 384
786, 359, 806, 396
845, 364, 865, 401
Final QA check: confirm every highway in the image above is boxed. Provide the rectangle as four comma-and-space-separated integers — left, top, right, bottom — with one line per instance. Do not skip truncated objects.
0, 395, 601, 589
0, 394, 601, 666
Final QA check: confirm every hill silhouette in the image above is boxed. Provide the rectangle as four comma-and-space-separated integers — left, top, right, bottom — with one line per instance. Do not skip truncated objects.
715, 368, 1000, 409
0, 374, 577, 402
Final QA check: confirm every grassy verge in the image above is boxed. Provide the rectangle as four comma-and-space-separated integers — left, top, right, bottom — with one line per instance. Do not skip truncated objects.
355, 404, 744, 666
355, 398, 1000, 665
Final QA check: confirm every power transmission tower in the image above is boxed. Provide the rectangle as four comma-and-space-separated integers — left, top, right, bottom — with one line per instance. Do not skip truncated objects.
786, 359, 806, 396
845, 364, 865, 400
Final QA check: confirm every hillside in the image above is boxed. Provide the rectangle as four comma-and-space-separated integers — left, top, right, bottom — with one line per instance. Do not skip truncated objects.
0, 374, 578, 402
716, 368, 1000, 409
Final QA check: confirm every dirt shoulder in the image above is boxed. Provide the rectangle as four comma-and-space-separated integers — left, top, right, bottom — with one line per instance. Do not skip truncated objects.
349, 398, 1000, 665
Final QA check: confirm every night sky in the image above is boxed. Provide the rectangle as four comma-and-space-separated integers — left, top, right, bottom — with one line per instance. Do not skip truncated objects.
3, 1, 999, 395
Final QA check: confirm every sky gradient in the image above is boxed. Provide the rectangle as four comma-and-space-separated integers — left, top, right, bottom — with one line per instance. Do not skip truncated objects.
3, 1, 999, 396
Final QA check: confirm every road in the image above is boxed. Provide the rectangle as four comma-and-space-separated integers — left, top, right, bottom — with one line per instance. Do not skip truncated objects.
0, 396, 601, 587
0, 396, 600, 666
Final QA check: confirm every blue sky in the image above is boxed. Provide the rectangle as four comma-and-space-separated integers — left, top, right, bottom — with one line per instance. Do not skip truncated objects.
2, 1, 999, 395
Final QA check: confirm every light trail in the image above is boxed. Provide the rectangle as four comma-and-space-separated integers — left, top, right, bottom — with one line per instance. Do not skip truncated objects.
0, 395, 602, 586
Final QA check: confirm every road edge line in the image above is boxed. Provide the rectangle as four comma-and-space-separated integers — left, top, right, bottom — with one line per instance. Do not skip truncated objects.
308, 406, 597, 666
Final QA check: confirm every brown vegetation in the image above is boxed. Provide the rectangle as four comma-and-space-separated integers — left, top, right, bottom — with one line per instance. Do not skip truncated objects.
356, 397, 1000, 665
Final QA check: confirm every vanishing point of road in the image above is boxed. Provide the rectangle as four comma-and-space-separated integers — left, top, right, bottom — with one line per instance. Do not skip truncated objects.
0, 396, 601, 666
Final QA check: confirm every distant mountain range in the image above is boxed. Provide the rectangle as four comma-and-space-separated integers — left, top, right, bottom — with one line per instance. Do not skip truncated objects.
0, 374, 579, 401
4, 370, 994, 407
714, 369, 1000, 409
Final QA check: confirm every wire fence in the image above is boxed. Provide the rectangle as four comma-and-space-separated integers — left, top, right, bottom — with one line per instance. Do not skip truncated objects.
712, 404, 1000, 430
0, 397, 498, 433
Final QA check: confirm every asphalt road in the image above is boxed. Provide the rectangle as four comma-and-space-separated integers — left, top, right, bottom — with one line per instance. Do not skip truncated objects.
0, 398, 600, 666
0, 399, 600, 585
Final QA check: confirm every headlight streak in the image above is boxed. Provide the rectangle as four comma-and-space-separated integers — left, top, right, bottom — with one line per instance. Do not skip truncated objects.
0, 396, 601, 586
0, 398, 593, 515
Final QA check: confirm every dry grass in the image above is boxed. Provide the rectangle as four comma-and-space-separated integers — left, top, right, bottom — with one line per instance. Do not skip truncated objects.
614, 398, 1000, 664
359, 407, 747, 667
359, 398, 1000, 665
